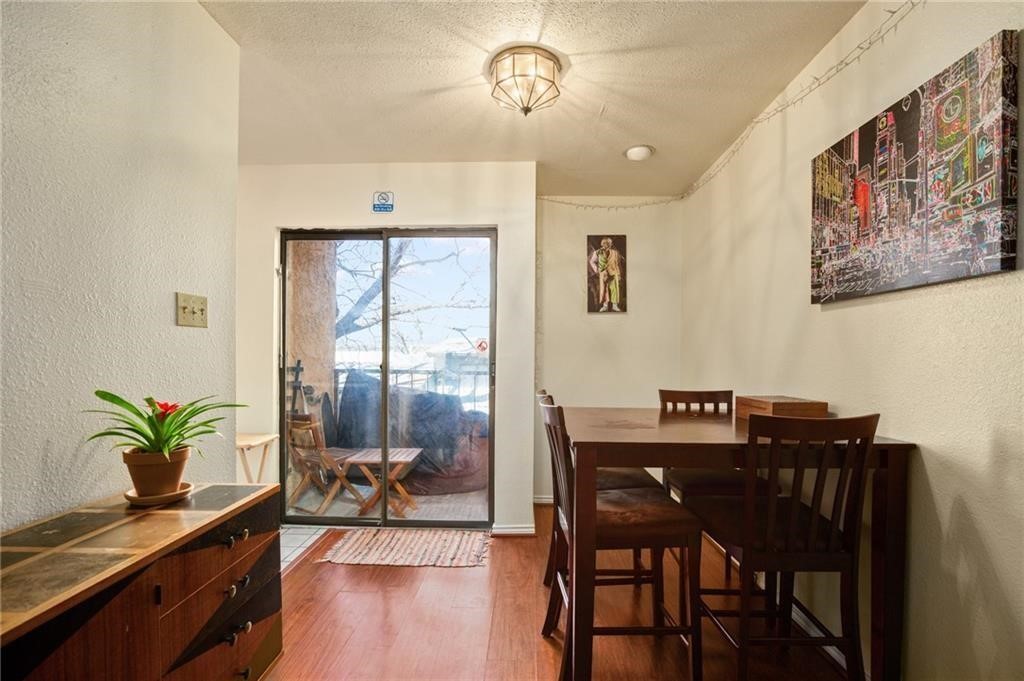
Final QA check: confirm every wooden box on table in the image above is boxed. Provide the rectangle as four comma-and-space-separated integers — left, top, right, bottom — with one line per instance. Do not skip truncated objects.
735, 395, 828, 420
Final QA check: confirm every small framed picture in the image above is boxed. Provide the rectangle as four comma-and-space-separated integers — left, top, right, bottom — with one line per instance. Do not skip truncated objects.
587, 235, 627, 313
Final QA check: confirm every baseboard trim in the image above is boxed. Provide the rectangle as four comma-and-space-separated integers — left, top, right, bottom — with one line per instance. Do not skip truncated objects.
789, 606, 845, 669
491, 524, 536, 536
789, 598, 857, 677
533, 495, 554, 505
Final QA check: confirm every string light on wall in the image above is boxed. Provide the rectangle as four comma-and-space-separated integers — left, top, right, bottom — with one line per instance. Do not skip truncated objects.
539, 0, 924, 211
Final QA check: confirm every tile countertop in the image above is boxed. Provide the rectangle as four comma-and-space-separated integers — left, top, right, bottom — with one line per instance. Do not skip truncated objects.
0, 482, 279, 645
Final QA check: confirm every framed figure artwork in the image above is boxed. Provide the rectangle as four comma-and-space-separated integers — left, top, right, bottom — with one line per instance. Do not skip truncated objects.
587, 235, 627, 313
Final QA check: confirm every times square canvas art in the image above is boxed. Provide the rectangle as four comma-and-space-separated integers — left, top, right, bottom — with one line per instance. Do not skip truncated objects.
811, 30, 1018, 304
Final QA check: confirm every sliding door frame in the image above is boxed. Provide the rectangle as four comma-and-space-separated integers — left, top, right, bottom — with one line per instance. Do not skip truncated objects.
279, 227, 496, 530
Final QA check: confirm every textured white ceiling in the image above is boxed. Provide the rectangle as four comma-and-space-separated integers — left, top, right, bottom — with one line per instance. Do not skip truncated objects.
202, 1, 863, 195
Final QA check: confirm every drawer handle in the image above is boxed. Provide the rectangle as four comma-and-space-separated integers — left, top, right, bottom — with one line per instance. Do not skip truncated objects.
220, 618, 249, 647
236, 668, 252, 680
223, 529, 250, 550
226, 576, 250, 600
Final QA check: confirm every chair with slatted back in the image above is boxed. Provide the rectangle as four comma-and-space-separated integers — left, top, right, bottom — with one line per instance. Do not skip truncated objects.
660, 389, 764, 581
660, 389, 748, 499
285, 415, 328, 513
539, 401, 705, 681
537, 390, 660, 588
285, 414, 367, 515
684, 413, 879, 681
660, 390, 747, 498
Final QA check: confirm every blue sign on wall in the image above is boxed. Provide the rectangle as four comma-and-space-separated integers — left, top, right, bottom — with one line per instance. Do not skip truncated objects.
372, 191, 394, 213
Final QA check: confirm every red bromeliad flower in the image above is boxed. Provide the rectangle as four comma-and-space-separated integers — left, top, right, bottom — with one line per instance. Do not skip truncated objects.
154, 401, 181, 420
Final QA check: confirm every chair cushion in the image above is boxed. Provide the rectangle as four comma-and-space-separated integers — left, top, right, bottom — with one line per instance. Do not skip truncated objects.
596, 467, 661, 490
683, 496, 839, 553
595, 487, 703, 549
664, 468, 771, 496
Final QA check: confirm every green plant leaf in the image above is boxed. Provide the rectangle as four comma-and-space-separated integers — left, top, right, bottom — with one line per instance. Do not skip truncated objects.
159, 395, 214, 433
176, 417, 225, 436
88, 429, 149, 449
94, 390, 148, 421
85, 410, 154, 438
110, 441, 148, 450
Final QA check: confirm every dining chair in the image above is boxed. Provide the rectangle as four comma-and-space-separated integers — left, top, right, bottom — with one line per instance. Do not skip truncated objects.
660, 389, 763, 582
660, 390, 746, 503
539, 401, 705, 681
537, 390, 661, 588
684, 413, 879, 681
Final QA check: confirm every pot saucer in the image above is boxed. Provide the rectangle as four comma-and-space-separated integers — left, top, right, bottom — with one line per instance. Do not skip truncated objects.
124, 481, 194, 507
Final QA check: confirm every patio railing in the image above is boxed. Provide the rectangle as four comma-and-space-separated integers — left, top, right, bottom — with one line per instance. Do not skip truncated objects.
334, 366, 490, 413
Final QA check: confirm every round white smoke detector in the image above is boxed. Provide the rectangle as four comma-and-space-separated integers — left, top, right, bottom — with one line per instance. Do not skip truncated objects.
624, 145, 655, 161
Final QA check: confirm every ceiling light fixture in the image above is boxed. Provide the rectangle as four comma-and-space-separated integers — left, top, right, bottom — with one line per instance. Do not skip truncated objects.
489, 45, 561, 116
624, 145, 655, 161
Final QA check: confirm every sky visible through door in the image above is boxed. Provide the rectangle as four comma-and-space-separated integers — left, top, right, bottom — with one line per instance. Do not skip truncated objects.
335, 236, 492, 413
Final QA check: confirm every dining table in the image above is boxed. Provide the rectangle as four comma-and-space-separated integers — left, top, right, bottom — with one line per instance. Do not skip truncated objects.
561, 406, 916, 681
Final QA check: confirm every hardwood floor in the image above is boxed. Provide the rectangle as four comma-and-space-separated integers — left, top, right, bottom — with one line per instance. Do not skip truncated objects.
268, 505, 846, 680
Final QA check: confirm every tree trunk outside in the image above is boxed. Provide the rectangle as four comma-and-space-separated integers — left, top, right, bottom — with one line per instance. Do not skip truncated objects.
285, 240, 337, 407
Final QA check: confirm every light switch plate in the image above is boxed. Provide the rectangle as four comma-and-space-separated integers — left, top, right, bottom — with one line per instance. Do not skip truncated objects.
176, 292, 208, 328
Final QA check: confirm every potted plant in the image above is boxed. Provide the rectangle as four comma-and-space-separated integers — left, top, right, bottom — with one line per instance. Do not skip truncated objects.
88, 390, 243, 498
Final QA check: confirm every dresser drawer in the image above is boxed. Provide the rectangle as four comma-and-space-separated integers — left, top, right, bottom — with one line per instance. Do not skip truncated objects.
0, 485, 279, 681
0, 567, 162, 681
156, 495, 278, 610
159, 534, 280, 675
163, 577, 282, 681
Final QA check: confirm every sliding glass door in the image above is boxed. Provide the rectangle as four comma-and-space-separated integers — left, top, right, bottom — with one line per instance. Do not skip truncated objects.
385, 235, 493, 524
280, 229, 494, 528
281, 234, 384, 523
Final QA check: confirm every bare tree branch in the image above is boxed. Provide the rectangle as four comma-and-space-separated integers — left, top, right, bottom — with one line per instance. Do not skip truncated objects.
333, 239, 488, 346
334, 239, 411, 337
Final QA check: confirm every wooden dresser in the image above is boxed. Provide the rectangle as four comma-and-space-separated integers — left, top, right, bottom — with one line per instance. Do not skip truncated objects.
0, 483, 282, 681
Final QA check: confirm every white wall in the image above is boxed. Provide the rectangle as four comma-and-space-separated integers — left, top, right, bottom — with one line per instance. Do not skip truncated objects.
235, 162, 537, 532
676, 3, 1024, 678
0, 2, 240, 530
535, 198, 683, 500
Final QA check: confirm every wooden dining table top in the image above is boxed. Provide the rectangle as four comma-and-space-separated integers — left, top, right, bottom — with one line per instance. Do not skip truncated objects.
561, 406, 915, 449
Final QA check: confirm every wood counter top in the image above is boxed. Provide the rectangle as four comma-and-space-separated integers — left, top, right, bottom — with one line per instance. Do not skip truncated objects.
0, 483, 279, 645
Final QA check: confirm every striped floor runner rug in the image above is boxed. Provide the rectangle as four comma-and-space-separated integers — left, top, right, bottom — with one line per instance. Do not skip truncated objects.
317, 528, 491, 567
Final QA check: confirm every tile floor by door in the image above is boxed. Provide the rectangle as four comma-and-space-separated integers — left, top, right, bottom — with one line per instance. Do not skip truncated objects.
279, 525, 328, 571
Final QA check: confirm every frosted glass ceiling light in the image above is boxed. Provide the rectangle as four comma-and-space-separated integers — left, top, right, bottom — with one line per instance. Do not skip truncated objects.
489, 45, 561, 116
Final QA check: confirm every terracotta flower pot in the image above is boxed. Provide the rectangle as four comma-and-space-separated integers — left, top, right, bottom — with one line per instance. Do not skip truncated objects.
123, 446, 190, 497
